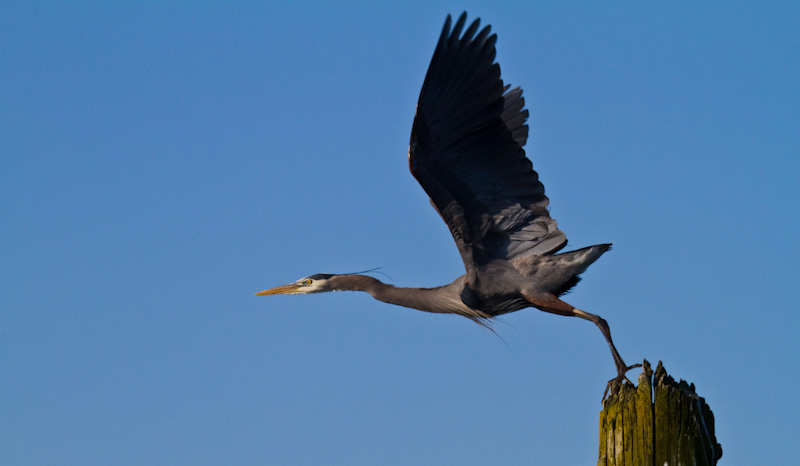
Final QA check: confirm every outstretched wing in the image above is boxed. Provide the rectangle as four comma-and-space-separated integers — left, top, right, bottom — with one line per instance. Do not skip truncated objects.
409, 12, 566, 273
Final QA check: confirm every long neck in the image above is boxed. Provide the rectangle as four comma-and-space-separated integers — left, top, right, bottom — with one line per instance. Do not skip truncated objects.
328, 274, 473, 316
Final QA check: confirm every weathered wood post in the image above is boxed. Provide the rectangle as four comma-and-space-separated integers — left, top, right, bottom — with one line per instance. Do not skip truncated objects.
597, 360, 722, 466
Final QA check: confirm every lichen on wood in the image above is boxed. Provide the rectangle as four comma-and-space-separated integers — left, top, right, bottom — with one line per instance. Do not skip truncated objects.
597, 360, 722, 466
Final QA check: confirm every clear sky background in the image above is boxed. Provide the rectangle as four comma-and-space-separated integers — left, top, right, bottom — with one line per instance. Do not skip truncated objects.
2, 1, 798, 465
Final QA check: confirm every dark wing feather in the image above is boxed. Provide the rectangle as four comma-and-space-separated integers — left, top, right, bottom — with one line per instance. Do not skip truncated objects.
409, 12, 566, 273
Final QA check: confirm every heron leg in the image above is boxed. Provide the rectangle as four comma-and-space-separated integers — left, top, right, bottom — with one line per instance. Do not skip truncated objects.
523, 293, 639, 399
571, 308, 641, 399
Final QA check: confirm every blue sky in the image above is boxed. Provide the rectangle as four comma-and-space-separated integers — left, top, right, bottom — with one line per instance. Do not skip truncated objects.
2, 1, 798, 464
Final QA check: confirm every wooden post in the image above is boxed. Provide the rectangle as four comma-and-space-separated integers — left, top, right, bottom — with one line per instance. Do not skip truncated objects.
597, 360, 722, 466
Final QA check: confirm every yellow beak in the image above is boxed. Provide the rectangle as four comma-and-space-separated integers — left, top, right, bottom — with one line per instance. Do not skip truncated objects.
254, 283, 301, 295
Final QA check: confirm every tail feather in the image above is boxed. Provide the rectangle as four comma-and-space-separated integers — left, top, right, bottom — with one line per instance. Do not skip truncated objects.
551, 243, 612, 296
512, 243, 612, 297
553, 275, 582, 296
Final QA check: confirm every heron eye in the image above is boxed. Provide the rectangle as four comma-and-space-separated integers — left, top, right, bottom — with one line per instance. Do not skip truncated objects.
304, 279, 313, 285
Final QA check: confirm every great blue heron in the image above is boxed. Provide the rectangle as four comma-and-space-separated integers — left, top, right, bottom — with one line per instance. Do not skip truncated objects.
258, 12, 639, 397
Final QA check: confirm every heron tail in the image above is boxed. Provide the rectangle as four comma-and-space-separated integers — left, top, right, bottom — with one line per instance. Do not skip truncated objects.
549, 243, 612, 296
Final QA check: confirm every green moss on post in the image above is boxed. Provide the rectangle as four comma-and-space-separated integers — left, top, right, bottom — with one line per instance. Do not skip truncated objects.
597, 360, 722, 466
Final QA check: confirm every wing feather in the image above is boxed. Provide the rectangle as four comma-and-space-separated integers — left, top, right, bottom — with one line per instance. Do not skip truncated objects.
409, 12, 567, 272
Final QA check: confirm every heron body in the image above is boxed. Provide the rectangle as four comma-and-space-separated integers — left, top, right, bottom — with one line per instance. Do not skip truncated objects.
258, 12, 638, 396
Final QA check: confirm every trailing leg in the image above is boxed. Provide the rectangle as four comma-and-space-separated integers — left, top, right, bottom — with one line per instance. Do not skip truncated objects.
523, 293, 639, 399
572, 308, 641, 399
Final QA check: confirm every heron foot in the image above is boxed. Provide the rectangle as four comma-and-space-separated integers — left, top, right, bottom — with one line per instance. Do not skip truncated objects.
602, 362, 643, 401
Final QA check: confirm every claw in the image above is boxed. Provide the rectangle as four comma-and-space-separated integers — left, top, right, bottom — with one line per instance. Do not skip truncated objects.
603, 362, 643, 400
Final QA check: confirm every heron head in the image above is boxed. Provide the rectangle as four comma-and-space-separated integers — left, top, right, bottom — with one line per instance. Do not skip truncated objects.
255, 273, 335, 295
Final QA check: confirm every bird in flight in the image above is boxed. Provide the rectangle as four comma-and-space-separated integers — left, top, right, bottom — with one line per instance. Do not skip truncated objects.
257, 12, 639, 397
